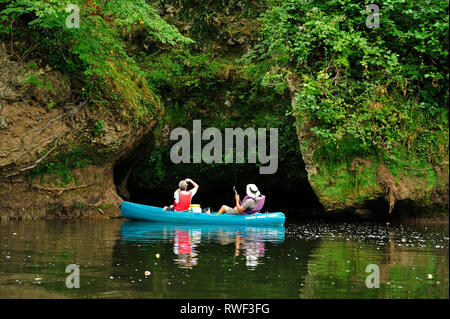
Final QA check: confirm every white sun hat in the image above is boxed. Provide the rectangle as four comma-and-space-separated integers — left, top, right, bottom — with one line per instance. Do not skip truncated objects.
246, 184, 261, 198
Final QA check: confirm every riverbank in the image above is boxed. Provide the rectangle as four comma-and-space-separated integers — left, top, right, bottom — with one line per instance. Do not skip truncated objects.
1, 202, 448, 224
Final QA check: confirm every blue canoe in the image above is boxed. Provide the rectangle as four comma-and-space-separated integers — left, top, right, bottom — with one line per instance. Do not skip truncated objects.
120, 201, 286, 226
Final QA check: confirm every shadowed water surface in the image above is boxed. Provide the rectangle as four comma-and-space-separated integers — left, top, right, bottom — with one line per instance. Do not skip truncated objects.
0, 219, 448, 298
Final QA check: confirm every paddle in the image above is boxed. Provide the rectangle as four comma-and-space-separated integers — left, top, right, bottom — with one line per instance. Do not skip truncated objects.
233, 186, 242, 205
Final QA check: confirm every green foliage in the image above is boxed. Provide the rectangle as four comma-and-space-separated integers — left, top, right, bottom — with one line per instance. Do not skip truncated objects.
107, 0, 194, 45
0, 0, 193, 124
2, 0, 447, 209
243, 0, 449, 166
132, 40, 305, 192
47, 99, 55, 110
150, 0, 266, 46
30, 145, 92, 187
92, 119, 104, 136
141, 48, 221, 95
22, 73, 54, 91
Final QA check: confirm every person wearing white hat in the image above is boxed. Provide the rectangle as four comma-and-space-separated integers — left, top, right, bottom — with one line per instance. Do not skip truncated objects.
216, 184, 266, 215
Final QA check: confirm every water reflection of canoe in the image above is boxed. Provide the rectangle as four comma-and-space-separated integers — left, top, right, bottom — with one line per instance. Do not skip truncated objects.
120, 201, 286, 226
120, 221, 285, 243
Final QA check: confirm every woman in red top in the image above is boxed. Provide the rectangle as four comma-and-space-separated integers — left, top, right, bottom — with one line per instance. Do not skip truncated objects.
163, 178, 199, 211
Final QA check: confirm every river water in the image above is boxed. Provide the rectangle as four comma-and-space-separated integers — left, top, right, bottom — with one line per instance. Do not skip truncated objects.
0, 218, 448, 299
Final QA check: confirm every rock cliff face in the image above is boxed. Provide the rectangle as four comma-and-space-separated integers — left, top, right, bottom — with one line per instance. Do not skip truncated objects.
0, 43, 160, 220
288, 75, 449, 216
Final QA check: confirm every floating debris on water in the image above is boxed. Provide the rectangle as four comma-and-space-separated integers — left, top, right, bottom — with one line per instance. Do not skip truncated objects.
0, 219, 447, 299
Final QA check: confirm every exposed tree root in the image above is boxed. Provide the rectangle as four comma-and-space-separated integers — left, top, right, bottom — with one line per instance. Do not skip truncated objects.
31, 183, 94, 196
376, 164, 397, 213
0, 101, 87, 177
6, 131, 69, 177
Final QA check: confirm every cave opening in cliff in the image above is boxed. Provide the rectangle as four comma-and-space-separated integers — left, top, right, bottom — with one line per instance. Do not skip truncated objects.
114, 137, 323, 218
126, 163, 322, 217
112, 70, 324, 218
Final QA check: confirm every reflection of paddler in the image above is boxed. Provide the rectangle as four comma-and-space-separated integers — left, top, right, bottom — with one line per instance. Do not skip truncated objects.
173, 229, 198, 268
243, 241, 265, 267
174, 230, 191, 254
234, 234, 265, 267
